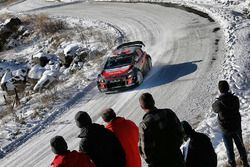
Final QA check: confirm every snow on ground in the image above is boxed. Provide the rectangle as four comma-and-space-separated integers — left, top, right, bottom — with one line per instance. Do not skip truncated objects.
97, 0, 250, 165
0, 0, 250, 166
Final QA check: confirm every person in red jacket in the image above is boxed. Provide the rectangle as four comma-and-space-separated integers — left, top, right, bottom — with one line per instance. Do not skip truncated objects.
101, 108, 141, 167
50, 136, 95, 167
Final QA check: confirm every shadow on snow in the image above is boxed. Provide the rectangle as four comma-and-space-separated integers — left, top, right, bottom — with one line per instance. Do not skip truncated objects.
136, 60, 201, 90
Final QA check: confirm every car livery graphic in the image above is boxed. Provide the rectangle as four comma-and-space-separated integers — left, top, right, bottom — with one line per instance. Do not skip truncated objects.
97, 41, 152, 92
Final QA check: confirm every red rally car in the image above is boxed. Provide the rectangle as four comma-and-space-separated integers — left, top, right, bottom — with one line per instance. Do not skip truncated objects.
97, 41, 152, 92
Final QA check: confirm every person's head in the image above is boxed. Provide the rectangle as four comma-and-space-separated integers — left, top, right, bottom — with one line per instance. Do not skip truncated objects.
218, 80, 230, 93
181, 121, 194, 141
50, 136, 68, 155
75, 111, 92, 128
139, 92, 155, 111
101, 108, 116, 123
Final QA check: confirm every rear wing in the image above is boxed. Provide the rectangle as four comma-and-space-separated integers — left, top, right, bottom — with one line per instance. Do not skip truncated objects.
116, 41, 145, 50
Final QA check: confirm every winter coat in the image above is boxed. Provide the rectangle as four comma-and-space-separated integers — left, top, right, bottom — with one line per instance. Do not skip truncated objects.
51, 150, 96, 167
139, 108, 185, 167
78, 123, 126, 167
181, 132, 217, 167
212, 92, 241, 133
106, 117, 141, 167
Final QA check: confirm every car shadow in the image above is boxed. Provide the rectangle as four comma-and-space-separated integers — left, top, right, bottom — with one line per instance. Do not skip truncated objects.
134, 60, 201, 90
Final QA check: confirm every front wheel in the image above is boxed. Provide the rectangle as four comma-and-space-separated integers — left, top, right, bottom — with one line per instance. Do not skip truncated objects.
146, 57, 152, 73
137, 70, 143, 85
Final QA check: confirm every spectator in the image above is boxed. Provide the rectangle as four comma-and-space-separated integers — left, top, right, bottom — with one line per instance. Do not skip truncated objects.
101, 108, 141, 167
50, 136, 95, 167
138, 92, 185, 167
75, 111, 125, 167
181, 121, 217, 167
212, 80, 249, 167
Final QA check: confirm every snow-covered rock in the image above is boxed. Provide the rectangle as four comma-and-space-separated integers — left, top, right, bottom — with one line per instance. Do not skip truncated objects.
28, 64, 46, 80
63, 43, 81, 56
33, 69, 61, 92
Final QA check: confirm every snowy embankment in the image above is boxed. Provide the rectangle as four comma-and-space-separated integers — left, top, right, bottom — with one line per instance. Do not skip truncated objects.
0, 14, 124, 157
94, 0, 250, 165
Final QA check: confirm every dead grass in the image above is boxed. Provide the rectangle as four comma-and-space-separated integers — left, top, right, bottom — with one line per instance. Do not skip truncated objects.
0, 13, 15, 23
245, 142, 250, 151
0, 0, 17, 5
75, 26, 115, 49
0, 102, 14, 119
20, 14, 67, 35
35, 14, 67, 35
39, 87, 59, 106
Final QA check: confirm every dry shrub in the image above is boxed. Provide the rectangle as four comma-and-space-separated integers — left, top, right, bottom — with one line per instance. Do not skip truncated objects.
0, 0, 17, 5
30, 109, 42, 119
49, 33, 71, 52
39, 88, 58, 105
34, 14, 67, 35
19, 14, 34, 25
76, 26, 115, 49
0, 103, 14, 119
0, 13, 15, 22
245, 142, 250, 151
20, 14, 67, 35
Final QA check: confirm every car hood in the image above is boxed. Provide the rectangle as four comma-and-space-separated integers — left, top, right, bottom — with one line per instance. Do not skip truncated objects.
101, 65, 132, 77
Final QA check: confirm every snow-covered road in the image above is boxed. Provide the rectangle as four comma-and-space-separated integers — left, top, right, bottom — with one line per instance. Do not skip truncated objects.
1, 1, 223, 166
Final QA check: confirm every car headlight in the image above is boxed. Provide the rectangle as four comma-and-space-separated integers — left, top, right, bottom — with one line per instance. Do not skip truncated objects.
127, 74, 134, 79
98, 75, 106, 83
99, 78, 105, 83
127, 69, 134, 79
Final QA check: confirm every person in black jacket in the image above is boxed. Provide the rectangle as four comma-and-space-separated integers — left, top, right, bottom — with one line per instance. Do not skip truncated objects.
212, 80, 249, 167
75, 111, 126, 167
181, 121, 217, 167
138, 92, 185, 167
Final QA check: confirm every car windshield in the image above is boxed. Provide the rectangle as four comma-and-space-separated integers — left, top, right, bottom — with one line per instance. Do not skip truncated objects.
104, 54, 134, 69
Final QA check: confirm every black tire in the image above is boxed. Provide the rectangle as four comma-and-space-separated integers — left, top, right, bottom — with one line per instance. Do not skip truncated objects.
144, 56, 152, 74
136, 70, 143, 85
97, 83, 104, 93
147, 57, 152, 72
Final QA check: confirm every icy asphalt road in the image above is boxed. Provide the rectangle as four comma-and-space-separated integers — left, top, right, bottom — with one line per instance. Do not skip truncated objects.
1, 1, 224, 166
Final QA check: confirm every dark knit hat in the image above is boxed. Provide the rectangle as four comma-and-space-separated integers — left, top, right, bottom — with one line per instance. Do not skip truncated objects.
218, 80, 229, 93
75, 111, 92, 128
50, 136, 68, 155
101, 108, 116, 123
181, 121, 194, 137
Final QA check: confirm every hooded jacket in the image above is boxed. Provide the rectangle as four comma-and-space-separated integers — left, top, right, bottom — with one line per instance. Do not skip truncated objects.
212, 92, 241, 133
51, 150, 95, 167
182, 131, 217, 167
139, 108, 184, 167
78, 123, 125, 167
106, 117, 141, 167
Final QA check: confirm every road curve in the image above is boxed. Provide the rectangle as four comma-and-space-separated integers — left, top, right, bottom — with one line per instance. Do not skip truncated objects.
1, 1, 223, 166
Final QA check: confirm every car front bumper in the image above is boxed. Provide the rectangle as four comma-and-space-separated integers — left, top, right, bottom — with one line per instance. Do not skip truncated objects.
97, 76, 137, 92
